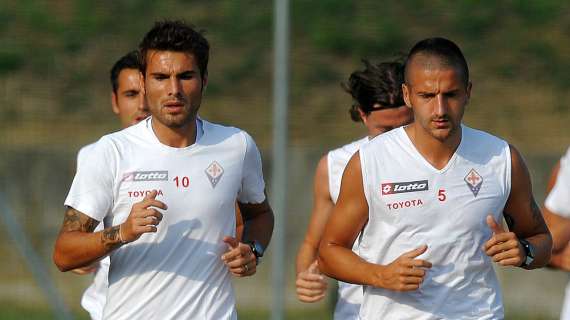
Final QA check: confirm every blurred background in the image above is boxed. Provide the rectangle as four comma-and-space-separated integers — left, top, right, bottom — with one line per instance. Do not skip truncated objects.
1, 0, 569, 319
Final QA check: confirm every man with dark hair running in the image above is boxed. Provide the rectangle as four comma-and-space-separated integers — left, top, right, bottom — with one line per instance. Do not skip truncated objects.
542, 151, 570, 319
295, 60, 413, 319
54, 20, 274, 319
318, 37, 552, 319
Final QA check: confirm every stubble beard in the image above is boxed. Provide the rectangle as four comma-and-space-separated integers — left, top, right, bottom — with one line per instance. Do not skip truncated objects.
154, 105, 198, 129
430, 121, 460, 143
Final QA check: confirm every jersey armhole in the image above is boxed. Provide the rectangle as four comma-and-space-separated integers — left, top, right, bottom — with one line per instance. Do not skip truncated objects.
358, 149, 372, 222
504, 142, 512, 202
326, 152, 335, 201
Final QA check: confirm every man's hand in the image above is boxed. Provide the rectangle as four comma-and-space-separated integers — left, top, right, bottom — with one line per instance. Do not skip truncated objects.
221, 236, 257, 277
484, 215, 525, 267
120, 190, 167, 243
375, 245, 431, 291
296, 260, 327, 303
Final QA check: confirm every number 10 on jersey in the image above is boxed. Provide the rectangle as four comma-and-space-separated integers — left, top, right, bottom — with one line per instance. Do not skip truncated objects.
173, 176, 190, 188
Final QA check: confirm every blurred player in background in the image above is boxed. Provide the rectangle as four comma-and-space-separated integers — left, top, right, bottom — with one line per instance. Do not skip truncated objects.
295, 60, 413, 319
54, 20, 271, 319
542, 149, 570, 320
73, 50, 148, 320
318, 37, 552, 319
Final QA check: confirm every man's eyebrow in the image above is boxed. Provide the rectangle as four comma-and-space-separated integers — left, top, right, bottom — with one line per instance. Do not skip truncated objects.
149, 72, 168, 77
178, 70, 197, 75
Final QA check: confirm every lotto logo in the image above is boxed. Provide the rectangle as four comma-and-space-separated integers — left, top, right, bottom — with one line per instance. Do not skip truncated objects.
381, 180, 429, 195
122, 171, 169, 182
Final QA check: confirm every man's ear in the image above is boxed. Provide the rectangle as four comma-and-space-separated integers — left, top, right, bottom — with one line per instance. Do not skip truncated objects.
139, 71, 146, 96
358, 107, 368, 125
402, 83, 412, 109
465, 81, 472, 104
201, 74, 208, 93
111, 91, 120, 115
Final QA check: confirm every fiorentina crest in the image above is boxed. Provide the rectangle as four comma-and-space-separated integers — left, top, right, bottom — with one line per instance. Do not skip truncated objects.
464, 168, 483, 197
205, 161, 224, 188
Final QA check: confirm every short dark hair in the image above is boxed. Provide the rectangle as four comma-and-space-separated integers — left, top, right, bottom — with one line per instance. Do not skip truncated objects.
110, 50, 142, 93
342, 59, 405, 122
139, 20, 209, 79
404, 37, 469, 86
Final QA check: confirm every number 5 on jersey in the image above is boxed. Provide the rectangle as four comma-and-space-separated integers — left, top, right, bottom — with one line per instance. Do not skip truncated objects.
438, 189, 446, 202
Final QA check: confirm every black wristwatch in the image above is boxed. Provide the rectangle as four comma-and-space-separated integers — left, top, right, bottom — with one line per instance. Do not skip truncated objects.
246, 240, 265, 265
519, 238, 535, 267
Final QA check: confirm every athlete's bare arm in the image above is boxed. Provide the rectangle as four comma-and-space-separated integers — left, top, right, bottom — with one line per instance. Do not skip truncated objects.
235, 202, 244, 242
53, 190, 166, 272
295, 155, 330, 302
318, 152, 431, 291
239, 198, 274, 251
484, 145, 552, 269
222, 198, 274, 277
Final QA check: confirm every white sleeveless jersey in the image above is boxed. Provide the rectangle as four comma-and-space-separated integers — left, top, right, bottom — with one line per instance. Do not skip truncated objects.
327, 137, 368, 320
65, 117, 266, 320
358, 125, 511, 320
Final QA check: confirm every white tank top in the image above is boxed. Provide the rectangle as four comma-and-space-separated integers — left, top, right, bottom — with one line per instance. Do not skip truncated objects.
358, 125, 511, 320
327, 137, 368, 320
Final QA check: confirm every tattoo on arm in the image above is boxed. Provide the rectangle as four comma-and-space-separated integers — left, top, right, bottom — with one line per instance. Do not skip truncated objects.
62, 207, 99, 232
101, 226, 122, 250
504, 213, 515, 230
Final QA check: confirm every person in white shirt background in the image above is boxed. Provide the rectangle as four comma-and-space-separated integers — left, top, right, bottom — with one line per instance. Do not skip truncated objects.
71, 50, 149, 320
542, 149, 570, 320
295, 59, 413, 319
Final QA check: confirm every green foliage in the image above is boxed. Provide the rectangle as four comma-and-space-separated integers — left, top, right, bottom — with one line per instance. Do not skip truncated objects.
0, 48, 25, 74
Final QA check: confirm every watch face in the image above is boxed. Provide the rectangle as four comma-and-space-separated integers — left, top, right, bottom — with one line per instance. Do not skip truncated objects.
525, 255, 534, 266
520, 239, 534, 267
253, 241, 265, 257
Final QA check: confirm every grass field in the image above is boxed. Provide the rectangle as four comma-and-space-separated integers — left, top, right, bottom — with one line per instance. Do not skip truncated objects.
0, 304, 332, 320
0, 303, 558, 320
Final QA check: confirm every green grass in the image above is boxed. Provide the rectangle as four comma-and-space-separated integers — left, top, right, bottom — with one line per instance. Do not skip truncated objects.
0, 302, 331, 320
0, 303, 557, 320
0, 304, 88, 320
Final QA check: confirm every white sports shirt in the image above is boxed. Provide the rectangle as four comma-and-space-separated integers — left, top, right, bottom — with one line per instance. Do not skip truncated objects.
327, 137, 368, 320
544, 147, 570, 320
358, 125, 511, 320
65, 117, 266, 320
74, 144, 109, 320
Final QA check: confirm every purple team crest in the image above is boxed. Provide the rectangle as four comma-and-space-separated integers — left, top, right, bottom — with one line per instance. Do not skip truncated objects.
205, 161, 224, 188
464, 169, 483, 197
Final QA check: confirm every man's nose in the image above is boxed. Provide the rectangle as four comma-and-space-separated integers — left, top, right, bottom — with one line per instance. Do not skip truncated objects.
168, 77, 182, 97
434, 94, 448, 116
